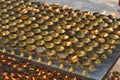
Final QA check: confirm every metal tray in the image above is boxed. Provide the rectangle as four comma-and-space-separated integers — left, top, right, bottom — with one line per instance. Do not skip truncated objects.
0, 0, 120, 79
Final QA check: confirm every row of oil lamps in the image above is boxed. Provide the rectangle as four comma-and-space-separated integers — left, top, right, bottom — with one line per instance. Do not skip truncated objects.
0, 54, 78, 80
0, 54, 119, 80
0, 0, 120, 75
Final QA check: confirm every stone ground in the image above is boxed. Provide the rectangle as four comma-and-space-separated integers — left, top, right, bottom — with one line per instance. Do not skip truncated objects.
36, 0, 120, 17
35, 0, 120, 72
111, 57, 120, 72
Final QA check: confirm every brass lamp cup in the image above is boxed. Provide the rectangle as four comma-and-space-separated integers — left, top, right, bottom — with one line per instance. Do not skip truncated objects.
0, 37, 9, 53
19, 48, 25, 57
68, 55, 79, 72
82, 69, 88, 75
45, 49, 56, 65
25, 44, 36, 60
47, 56, 54, 65
57, 53, 67, 69
35, 47, 46, 62
27, 50, 34, 60
1, 43, 7, 53
10, 46, 16, 55
57, 54, 67, 62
